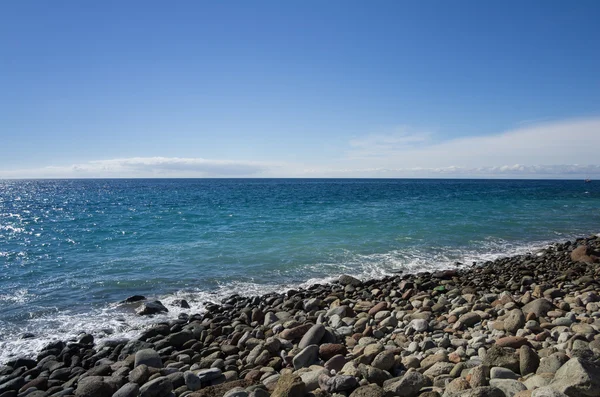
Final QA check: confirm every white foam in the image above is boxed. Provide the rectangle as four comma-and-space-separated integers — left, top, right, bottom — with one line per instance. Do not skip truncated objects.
0, 236, 585, 364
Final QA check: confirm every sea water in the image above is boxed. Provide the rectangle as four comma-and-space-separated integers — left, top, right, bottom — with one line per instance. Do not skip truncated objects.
1, 178, 599, 362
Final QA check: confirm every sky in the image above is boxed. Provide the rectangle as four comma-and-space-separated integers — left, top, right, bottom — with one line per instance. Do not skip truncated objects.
1, 0, 599, 178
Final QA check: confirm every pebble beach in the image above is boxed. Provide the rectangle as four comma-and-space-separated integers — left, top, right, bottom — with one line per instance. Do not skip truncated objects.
2, 234, 600, 397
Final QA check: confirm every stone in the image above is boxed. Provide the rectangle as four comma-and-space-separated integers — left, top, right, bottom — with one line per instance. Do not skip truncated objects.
459, 387, 506, 397
423, 362, 455, 378
319, 343, 347, 361
489, 379, 527, 396
139, 376, 173, 397
223, 387, 250, 397
531, 387, 569, 396
293, 345, 319, 370
324, 375, 358, 392
522, 299, 554, 318
195, 368, 222, 382
349, 384, 385, 397
279, 324, 312, 340
496, 336, 528, 349
459, 312, 482, 327
383, 370, 428, 397
134, 349, 162, 368
490, 367, 518, 380
271, 373, 306, 397
300, 370, 325, 392
184, 371, 202, 391
550, 357, 600, 396
537, 353, 569, 374
135, 300, 168, 315
371, 350, 395, 371
483, 345, 520, 374
520, 345, 540, 376
112, 382, 139, 397
298, 324, 326, 349
411, 319, 429, 332
74, 376, 114, 397
339, 274, 362, 287
128, 364, 150, 384
469, 365, 489, 388
505, 309, 526, 334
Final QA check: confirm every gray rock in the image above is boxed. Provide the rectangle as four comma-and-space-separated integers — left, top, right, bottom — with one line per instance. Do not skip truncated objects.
349, 384, 385, 397
75, 376, 114, 397
184, 370, 202, 391
293, 344, 319, 370
128, 364, 150, 384
490, 367, 518, 380
537, 353, 569, 374
504, 309, 526, 334
489, 379, 527, 396
339, 274, 362, 287
134, 349, 162, 368
195, 368, 222, 382
135, 300, 168, 315
325, 375, 359, 392
223, 387, 249, 397
522, 299, 554, 318
520, 345, 540, 376
424, 362, 455, 378
483, 345, 520, 374
458, 312, 482, 327
139, 376, 173, 397
298, 324, 326, 349
300, 370, 326, 391
383, 370, 428, 397
372, 350, 395, 371
112, 382, 139, 397
550, 357, 600, 396
531, 387, 569, 396
458, 387, 505, 397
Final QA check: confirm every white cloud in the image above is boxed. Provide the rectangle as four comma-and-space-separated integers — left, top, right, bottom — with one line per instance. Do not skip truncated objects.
2, 118, 600, 179
335, 117, 600, 177
0, 157, 283, 178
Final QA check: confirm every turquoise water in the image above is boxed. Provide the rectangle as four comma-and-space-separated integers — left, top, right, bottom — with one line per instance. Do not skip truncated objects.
1, 178, 599, 361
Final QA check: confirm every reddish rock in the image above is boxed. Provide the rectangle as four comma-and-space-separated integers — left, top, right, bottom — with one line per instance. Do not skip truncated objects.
496, 336, 529, 348
279, 324, 313, 340
368, 302, 388, 316
319, 343, 348, 361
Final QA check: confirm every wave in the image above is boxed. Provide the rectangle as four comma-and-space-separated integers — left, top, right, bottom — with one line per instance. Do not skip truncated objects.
0, 234, 578, 364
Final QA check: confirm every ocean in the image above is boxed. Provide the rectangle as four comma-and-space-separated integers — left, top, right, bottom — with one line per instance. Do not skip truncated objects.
1, 178, 599, 362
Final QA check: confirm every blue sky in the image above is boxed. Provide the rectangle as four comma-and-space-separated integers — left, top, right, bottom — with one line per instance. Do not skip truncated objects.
1, 0, 599, 178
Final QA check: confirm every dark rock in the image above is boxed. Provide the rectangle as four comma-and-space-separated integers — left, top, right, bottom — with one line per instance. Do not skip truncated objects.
135, 301, 168, 316
112, 382, 139, 397
74, 376, 114, 397
339, 274, 362, 287
134, 349, 162, 368
139, 376, 173, 397
298, 324, 325, 349
121, 295, 146, 304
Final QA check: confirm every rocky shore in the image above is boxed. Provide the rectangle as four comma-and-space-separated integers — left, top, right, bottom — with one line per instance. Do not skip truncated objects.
2, 235, 600, 397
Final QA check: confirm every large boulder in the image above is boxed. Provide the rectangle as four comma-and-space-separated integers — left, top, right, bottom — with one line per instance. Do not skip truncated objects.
550, 357, 600, 396
339, 274, 362, 287
571, 245, 600, 263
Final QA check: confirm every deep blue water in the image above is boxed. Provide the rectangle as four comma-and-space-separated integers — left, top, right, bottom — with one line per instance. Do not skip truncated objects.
1, 178, 599, 361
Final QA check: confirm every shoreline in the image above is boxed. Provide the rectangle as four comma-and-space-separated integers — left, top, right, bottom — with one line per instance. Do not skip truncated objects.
1, 235, 600, 397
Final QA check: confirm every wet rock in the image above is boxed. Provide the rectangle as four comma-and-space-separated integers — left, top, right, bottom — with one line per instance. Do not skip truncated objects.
135, 300, 168, 315
134, 349, 162, 368
339, 274, 362, 287
139, 376, 173, 397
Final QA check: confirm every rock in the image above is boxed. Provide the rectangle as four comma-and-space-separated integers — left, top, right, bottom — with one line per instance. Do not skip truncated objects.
520, 345, 540, 375
166, 330, 192, 348
349, 384, 385, 397
530, 387, 569, 396
339, 274, 362, 287
571, 245, 599, 263
112, 382, 139, 397
271, 373, 306, 397
505, 309, 526, 334
383, 370, 428, 397
135, 300, 168, 315
483, 345, 520, 374
537, 353, 569, 374
371, 350, 395, 371
459, 312, 482, 328
300, 370, 325, 392
279, 324, 313, 340
410, 319, 429, 332
550, 357, 600, 396
121, 295, 146, 303
423, 362, 455, 378
223, 387, 249, 397
195, 368, 222, 382
491, 367, 518, 380
184, 371, 202, 391
489, 379, 527, 396
496, 336, 528, 349
139, 376, 173, 397
459, 387, 506, 397
319, 343, 347, 361
469, 365, 489, 388
74, 376, 114, 397
522, 299, 554, 318
293, 344, 319, 369
134, 349, 162, 368
324, 375, 358, 392
128, 364, 150, 384
298, 324, 326, 349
